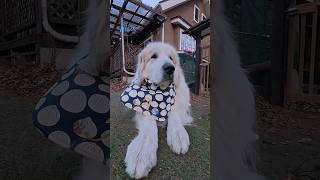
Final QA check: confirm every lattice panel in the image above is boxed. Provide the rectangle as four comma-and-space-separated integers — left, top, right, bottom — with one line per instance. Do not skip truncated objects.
111, 44, 122, 75
111, 43, 143, 77
48, 0, 79, 22
4, 0, 35, 33
125, 43, 143, 69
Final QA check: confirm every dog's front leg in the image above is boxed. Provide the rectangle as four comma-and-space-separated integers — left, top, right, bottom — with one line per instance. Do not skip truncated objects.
125, 114, 158, 179
167, 111, 190, 154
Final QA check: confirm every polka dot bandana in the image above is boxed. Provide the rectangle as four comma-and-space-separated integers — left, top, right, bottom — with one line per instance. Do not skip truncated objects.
120, 79, 176, 122
32, 66, 110, 164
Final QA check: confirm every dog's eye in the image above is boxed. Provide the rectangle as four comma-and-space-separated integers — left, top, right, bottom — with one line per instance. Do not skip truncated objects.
151, 54, 157, 59
169, 56, 173, 61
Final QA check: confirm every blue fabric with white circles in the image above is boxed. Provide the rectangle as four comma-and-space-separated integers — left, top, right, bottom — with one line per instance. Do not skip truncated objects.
32, 66, 110, 164
120, 79, 176, 122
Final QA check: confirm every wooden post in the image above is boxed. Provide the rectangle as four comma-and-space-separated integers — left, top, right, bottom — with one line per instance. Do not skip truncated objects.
106, 0, 111, 75
309, 10, 318, 95
271, 0, 286, 105
194, 34, 201, 95
0, 1, 3, 39
35, 0, 42, 65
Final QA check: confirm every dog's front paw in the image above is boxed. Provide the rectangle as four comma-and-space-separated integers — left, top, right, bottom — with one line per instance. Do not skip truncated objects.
167, 125, 190, 154
125, 136, 157, 179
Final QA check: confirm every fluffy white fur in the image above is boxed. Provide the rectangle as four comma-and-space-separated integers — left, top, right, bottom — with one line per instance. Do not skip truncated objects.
212, 0, 265, 179
125, 42, 193, 179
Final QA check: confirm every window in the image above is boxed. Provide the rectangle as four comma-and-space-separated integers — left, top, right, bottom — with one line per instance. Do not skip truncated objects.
202, 13, 206, 20
180, 28, 196, 53
194, 4, 200, 23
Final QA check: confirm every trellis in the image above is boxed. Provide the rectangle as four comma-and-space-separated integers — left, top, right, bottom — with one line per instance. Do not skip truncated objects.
4, 0, 36, 34
48, 0, 81, 25
0, 0, 87, 63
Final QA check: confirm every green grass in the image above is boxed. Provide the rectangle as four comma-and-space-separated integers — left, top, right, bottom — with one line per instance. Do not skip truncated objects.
111, 91, 210, 180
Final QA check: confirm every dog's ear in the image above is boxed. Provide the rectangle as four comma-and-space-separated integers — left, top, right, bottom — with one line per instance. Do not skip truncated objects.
132, 52, 144, 85
173, 52, 184, 88
173, 52, 193, 124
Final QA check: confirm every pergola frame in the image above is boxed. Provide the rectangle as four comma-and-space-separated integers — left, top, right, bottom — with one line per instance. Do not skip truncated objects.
110, 0, 165, 45
110, 0, 166, 76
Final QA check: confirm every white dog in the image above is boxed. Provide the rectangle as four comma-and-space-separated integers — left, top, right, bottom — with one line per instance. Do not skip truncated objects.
124, 42, 193, 179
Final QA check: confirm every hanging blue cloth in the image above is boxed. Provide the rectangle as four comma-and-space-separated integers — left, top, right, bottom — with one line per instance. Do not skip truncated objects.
32, 65, 109, 164
120, 79, 176, 122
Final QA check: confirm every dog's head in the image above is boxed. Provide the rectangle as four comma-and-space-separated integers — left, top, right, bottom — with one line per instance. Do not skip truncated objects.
134, 42, 183, 87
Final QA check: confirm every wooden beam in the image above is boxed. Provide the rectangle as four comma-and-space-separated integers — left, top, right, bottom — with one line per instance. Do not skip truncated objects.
125, 18, 146, 27
138, 9, 151, 25
244, 61, 271, 73
0, 36, 37, 51
128, 15, 164, 45
271, 0, 286, 105
184, 18, 210, 38
106, 0, 111, 75
308, 9, 318, 94
129, 0, 164, 17
127, 1, 141, 30
112, 4, 153, 22
110, 0, 113, 9
298, 15, 306, 94
201, 28, 210, 38
110, 13, 145, 27
194, 35, 202, 95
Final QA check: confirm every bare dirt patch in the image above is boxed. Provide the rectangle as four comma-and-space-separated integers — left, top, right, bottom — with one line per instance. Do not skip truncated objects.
256, 96, 320, 180
0, 64, 58, 98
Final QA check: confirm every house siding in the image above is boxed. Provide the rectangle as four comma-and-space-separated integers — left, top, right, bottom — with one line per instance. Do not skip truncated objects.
154, 0, 208, 50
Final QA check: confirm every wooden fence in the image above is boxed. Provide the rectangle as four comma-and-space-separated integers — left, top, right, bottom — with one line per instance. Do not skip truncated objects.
286, 3, 320, 103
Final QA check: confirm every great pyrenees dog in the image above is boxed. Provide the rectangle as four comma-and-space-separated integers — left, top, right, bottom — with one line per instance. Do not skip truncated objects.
124, 42, 192, 179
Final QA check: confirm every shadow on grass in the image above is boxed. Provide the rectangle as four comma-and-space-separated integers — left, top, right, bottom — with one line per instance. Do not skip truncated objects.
0, 95, 82, 180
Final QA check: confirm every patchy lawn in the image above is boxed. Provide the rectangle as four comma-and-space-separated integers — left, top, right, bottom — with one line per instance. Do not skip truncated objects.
110, 90, 210, 180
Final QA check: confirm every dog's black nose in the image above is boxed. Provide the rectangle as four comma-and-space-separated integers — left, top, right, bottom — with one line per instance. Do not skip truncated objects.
163, 63, 175, 75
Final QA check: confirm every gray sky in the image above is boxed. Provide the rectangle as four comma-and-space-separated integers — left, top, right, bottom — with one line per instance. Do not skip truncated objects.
141, 0, 160, 7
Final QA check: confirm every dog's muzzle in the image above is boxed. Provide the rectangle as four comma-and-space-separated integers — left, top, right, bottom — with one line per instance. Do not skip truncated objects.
120, 79, 176, 122
162, 63, 175, 82
163, 63, 175, 75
